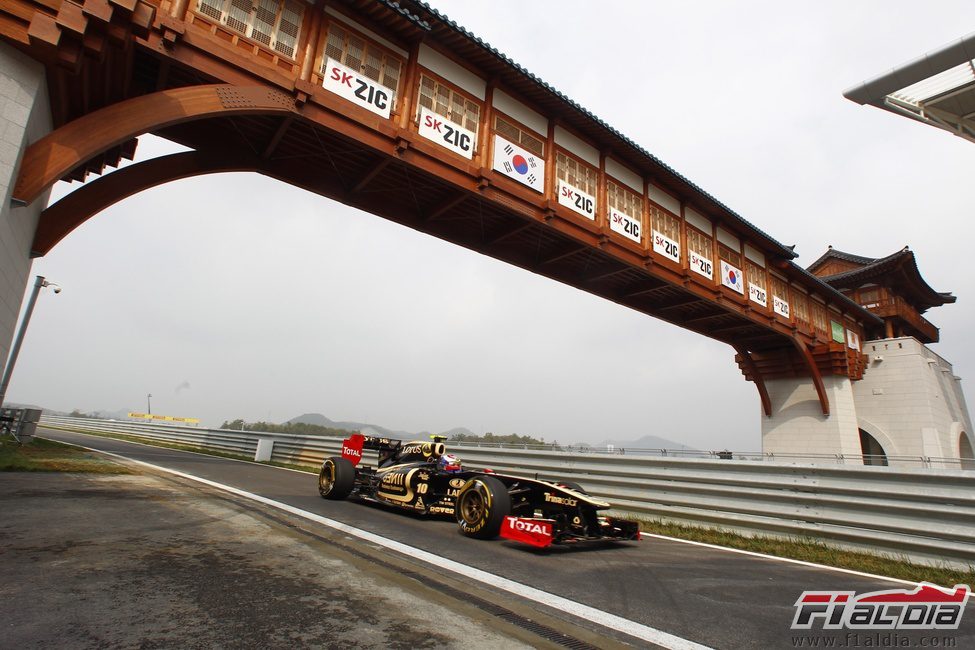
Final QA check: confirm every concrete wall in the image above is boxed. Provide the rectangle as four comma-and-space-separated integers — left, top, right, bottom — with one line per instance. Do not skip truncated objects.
760, 336, 974, 466
761, 375, 861, 457
0, 42, 51, 366
853, 337, 974, 462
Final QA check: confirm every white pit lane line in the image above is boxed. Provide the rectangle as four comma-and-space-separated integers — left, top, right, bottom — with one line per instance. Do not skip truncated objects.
71, 443, 711, 650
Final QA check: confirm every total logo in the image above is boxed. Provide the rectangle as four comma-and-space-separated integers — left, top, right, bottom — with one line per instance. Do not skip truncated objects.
509, 518, 549, 534
340, 433, 365, 465
500, 516, 554, 548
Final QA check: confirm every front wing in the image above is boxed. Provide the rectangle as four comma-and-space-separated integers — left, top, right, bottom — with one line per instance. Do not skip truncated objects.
500, 515, 640, 548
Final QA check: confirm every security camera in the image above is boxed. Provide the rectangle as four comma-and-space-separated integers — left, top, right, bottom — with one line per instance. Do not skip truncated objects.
53, 286, 61, 294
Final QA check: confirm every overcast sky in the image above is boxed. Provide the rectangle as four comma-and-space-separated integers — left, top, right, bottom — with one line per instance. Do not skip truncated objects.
7, 1, 975, 450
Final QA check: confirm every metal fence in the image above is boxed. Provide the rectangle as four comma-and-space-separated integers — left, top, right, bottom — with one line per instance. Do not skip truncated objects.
39, 415, 975, 568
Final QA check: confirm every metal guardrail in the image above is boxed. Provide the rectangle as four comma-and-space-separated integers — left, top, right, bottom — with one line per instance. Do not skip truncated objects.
38, 415, 975, 568
1, 407, 42, 443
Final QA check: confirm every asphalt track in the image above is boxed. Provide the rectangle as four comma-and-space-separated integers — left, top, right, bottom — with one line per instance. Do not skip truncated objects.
40, 428, 975, 650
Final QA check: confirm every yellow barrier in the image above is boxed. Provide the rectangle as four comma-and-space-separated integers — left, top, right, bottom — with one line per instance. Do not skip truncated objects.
127, 412, 200, 424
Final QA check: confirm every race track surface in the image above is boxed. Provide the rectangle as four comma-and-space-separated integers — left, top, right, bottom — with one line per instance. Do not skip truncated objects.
40, 429, 975, 650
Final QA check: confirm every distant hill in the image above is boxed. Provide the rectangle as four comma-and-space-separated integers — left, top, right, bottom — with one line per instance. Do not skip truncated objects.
440, 426, 477, 438
287, 413, 413, 438
597, 434, 698, 451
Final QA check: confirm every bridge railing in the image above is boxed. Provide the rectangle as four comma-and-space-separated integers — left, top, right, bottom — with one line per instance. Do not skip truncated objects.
38, 415, 975, 568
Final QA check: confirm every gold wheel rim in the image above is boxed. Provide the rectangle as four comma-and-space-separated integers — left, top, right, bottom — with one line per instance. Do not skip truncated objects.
319, 461, 335, 494
460, 486, 484, 523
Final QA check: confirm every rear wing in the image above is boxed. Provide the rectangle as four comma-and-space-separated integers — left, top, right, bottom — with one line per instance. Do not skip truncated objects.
341, 434, 402, 467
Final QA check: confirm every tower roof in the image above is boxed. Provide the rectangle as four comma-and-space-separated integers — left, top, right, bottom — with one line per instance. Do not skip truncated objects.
808, 247, 955, 313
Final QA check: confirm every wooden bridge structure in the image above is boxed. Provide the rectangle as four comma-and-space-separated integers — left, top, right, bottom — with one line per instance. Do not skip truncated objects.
0, 0, 882, 417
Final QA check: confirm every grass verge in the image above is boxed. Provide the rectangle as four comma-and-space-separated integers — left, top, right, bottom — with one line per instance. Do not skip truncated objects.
41, 426, 975, 586
637, 518, 975, 587
1, 435, 132, 474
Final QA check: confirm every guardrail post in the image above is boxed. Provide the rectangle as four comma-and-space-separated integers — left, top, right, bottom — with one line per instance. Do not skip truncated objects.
255, 438, 274, 462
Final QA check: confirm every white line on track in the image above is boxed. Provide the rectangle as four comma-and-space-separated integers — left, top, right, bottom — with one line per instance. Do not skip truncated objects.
64, 440, 712, 650
640, 534, 918, 587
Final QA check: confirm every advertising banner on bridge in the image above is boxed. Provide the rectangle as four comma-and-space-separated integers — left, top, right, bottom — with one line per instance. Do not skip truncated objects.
652, 231, 680, 263
721, 260, 744, 294
417, 107, 476, 159
557, 179, 596, 220
689, 250, 713, 279
773, 294, 790, 318
609, 208, 641, 243
749, 283, 768, 307
322, 57, 395, 119
831, 320, 846, 344
493, 135, 545, 193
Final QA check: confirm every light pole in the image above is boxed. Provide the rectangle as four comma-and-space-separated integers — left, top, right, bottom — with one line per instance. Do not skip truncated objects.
147, 393, 152, 415
0, 276, 60, 411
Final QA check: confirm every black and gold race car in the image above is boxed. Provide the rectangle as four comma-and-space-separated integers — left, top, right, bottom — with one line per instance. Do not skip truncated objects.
317, 434, 640, 547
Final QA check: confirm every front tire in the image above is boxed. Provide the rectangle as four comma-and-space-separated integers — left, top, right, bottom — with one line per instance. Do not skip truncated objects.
319, 456, 355, 499
557, 480, 587, 495
456, 475, 511, 539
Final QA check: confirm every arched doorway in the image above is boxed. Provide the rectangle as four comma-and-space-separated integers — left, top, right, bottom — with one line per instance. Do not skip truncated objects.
960, 433, 974, 470
859, 429, 888, 466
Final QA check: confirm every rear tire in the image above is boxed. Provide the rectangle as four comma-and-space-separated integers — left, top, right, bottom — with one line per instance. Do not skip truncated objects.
456, 475, 510, 539
319, 456, 355, 500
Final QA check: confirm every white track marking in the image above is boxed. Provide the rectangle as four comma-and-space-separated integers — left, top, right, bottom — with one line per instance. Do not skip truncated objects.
640, 534, 919, 587
57, 438, 711, 650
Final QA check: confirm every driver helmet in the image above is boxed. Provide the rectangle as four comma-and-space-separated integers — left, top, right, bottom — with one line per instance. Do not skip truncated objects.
438, 453, 462, 472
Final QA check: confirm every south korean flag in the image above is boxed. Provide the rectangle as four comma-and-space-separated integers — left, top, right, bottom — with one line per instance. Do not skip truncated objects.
492, 134, 545, 193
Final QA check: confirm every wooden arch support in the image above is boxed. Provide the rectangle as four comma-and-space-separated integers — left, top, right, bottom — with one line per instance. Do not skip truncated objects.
734, 345, 772, 417
13, 85, 297, 206
792, 339, 830, 416
32, 150, 261, 257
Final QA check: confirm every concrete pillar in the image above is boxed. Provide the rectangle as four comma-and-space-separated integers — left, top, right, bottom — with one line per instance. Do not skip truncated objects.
761, 375, 861, 459
852, 337, 974, 462
0, 42, 51, 367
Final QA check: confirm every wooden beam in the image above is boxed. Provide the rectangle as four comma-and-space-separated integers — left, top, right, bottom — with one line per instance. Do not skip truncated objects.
735, 345, 772, 417
582, 265, 628, 283
793, 338, 830, 416
14, 84, 296, 206
486, 220, 534, 246
680, 310, 726, 324
653, 296, 701, 312
350, 156, 392, 194
33, 149, 260, 256
616, 283, 666, 300
261, 115, 293, 160
708, 321, 756, 335
423, 192, 468, 222
540, 244, 587, 266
